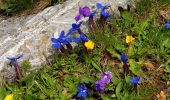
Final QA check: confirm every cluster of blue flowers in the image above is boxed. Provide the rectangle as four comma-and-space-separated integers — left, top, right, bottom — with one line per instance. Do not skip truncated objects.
51, 3, 112, 53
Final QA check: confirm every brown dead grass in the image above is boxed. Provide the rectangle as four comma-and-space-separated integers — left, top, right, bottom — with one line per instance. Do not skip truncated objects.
18, 0, 52, 16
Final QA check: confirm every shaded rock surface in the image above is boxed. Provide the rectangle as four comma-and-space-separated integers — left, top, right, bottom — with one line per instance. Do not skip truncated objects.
0, 0, 136, 82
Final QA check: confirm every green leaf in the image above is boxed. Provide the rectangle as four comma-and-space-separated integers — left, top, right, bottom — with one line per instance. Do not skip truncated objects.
163, 38, 170, 49
165, 66, 170, 73
125, 76, 130, 83
127, 44, 135, 57
116, 82, 123, 100
0, 87, 6, 100
122, 11, 133, 22
111, 75, 121, 85
81, 76, 94, 83
129, 59, 141, 76
91, 60, 102, 72
0, 3, 10, 9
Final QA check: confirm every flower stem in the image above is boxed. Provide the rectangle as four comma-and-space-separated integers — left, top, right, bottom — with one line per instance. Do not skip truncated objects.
60, 46, 66, 53
14, 62, 22, 80
134, 84, 138, 93
123, 63, 129, 75
101, 15, 107, 29
66, 43, 72, 50
89, 17, 97, 32
77, 29, 82, 34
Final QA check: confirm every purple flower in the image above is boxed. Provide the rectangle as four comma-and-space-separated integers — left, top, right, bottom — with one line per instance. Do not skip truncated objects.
95, 80, 106, 92
129, 76, 140, 85
79, 6, 91, 17
100, 71, 112, 84
75, 6, 93, 21
75, 15, 81, 22
120, 54, 128, 64
77, 83, 91, 99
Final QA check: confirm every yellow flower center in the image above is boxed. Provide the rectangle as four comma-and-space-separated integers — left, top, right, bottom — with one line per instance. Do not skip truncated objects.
126, 35, 134, 44
84, 40, 94, 50
4, 94, 13, 100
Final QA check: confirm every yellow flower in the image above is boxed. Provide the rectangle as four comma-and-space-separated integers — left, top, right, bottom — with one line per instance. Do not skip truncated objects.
84, 40, 94, 50
157, 91, 166, 100
126, 35, 134, 44
4, 94, 13, 100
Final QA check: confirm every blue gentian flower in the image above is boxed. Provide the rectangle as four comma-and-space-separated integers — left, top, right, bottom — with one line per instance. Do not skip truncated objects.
73, 33, 89, 43
129, 76, 140, 85
96, 3, 110, 9
164, 20, 170, 28
120, 54, 128, 63
77, 83, 91, 99
7, 54, 23, 62
96, 3, 111, 18
7, 54, 23, 79
51, 31, 72, 49
71, 22, 82, 31
89, 12, 96, 18
68, 22, 83, 35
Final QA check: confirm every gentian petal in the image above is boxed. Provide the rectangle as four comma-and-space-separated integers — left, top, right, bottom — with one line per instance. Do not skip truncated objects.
75, 15, 81, 22
96, 3, 103, 9
68, 28, 75, 34
77, 92, 83, 97
103, 5, 110, 9
16, 54, 23, 60
51, 38, 58, 43
51, 43, 62, 49
81, 92, 87, 98
82, 83, 86, 89
77, 86, 83, 91
164, 23, 170, 28
65, 30, 73, 37
72, 23, 77, 30
7, 57, 16, 62
101, 10, 111, 18
73, 37, 82, 43
59, 31, 65, 38
120, 54, 128, 63
65, 38, 72, 43
129, 76, 140, 85
80, 33, 88, 41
